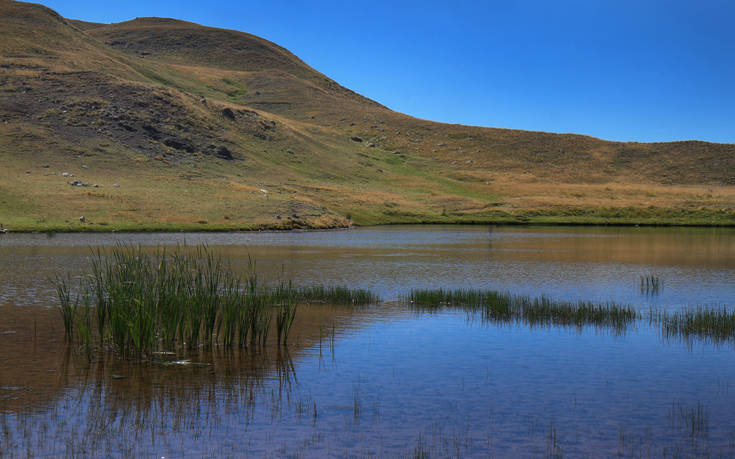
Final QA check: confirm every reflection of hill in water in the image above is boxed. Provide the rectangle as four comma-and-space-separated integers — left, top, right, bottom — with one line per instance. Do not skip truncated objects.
2, 302, 733, 457
0, 303, 399, 415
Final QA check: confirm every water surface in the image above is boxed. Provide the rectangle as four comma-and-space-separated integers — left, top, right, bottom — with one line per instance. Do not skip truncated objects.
2, 225, 734, 310
1, 225, 734, 457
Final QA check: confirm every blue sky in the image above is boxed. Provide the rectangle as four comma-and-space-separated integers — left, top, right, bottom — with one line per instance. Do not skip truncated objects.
39, 0, 735, 143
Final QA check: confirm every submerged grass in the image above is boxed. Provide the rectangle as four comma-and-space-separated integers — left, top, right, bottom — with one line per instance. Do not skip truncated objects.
655, 307, 735, 345
407, 288, 637, 331
55, 245, 379, 358
641, 273, 663, 296
407, 288, 735, 343
285, 285, 379, 306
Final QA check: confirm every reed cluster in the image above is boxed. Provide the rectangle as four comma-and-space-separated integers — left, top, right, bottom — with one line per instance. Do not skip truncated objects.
408, 288, 735, 343
640, 273, 663, 295
655, 307, 735, 344
55, 245, 378, 358
407, 288, 638, 331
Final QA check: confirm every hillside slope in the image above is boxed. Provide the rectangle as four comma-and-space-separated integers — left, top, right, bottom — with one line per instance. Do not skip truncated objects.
0, 1, 733, 231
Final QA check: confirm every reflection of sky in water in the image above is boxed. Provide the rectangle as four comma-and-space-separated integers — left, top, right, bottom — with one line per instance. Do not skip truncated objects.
283, 311, 735, 457
1, 225, 734, 310
4, 308, 735, 457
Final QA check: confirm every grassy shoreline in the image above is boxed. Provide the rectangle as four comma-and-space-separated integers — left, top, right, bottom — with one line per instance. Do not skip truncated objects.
2, 210, 735, 233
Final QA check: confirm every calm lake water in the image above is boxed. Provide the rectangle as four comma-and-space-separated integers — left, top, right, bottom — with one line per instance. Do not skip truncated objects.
1, 225, 734, 457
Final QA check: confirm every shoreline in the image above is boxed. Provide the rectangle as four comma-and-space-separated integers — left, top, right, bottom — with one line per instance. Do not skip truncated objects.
2, 215, 734, 234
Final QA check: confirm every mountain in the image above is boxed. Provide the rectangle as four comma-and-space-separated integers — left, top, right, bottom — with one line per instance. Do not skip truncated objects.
1, 0, 733, 231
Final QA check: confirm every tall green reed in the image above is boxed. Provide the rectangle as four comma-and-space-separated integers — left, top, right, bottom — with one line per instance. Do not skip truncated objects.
55, 275, 76, 340
55, 244, 379, 359
640, 273, 663, 295
275, 282, 298, 345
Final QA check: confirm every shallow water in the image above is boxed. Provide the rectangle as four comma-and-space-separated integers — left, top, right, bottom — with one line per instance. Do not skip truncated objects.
1, 225, 734, 309
1, 225, 735, 457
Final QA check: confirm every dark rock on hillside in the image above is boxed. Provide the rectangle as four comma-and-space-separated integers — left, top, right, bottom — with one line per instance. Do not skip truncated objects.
222, 108, 235, 120
164, 138, 195, 153
142, 124, 161, 139
216, 146, 234, 160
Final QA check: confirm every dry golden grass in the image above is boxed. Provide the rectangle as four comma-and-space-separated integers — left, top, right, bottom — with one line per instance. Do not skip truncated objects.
0, 1, 733, 231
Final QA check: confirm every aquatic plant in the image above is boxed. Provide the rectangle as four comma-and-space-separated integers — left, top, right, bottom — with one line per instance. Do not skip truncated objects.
668, 401, 709, 439
55, 275, 76, 340
406, 288, 638, 331
408, 288, 735, 344
55, 245, 378, 358
275, 282, 297, 345
655, 307, 735, 345
286, 285, 378, 306
640, 273, 663, 295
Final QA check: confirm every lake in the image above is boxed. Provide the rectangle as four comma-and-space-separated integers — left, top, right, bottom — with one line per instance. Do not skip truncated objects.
1, 225, 734, 457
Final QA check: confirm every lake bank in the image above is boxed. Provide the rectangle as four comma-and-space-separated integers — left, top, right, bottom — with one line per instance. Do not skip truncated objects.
2, 206, 735, 233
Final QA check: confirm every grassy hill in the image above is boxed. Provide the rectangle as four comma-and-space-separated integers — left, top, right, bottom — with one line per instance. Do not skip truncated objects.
1, 0, 733, 232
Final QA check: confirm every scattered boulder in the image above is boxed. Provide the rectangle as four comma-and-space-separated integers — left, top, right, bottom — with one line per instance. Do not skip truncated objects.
216, 146, 234, 160
351, 136, 363, 142
142, 124, 161, 140
222, 108, 236, 120
62, 172, 72, 177
164, 138, 195, 153
365, 142, 375, 147
113, 183, 120, 187
79, 216, 85, 223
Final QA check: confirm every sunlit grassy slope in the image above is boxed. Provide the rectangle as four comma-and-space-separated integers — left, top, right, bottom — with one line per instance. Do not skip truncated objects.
1, 1, 733, 231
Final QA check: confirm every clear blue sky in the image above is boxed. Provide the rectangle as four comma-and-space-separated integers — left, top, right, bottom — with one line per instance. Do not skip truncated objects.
39, 0, 735, 143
